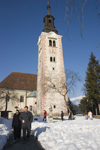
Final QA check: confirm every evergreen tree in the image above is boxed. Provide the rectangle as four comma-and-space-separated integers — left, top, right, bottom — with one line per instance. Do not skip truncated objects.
80, 52, 100, 114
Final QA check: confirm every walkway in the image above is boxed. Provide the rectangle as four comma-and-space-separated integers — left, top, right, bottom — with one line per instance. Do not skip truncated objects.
3, 130, 45, 150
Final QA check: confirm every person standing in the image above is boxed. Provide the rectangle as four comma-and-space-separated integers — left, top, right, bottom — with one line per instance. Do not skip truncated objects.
89, 111, 93, 120
19, 106, 33, 143
12, 110, 21, 142
68, 110, 70, 120
61, 111, 64, 121
43, 110, 47, 121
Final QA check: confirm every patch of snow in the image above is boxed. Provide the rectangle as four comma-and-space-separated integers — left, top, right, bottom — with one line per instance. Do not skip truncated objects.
32, 116, 100, 150
0, 117, 12, 150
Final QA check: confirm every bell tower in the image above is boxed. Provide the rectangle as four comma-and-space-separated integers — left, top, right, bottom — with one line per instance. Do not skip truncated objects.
37, 2, 67, 115
43, 2, 58, 34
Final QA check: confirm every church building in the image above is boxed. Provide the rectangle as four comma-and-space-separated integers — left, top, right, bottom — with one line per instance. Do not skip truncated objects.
0, 2, 67, 117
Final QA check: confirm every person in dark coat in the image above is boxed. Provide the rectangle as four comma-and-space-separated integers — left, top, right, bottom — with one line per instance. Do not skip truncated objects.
12, 110, 21, 142
61, 111, 64, 121
19, 106, 33, 143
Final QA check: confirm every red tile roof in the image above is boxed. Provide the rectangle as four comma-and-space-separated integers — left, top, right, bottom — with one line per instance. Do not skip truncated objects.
0, 72, 37, 91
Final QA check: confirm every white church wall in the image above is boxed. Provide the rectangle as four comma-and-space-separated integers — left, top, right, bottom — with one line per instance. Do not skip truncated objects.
0, 89, 36, 118
27, 97, 37, 115
37, 31, 67, 116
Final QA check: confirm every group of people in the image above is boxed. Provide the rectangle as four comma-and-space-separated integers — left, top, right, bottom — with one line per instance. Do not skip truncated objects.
43, 110, 65, 121
61, 110, 72, 121
12, 106, 33, 144
13, 108, 47, 143
12, 108, 73, 143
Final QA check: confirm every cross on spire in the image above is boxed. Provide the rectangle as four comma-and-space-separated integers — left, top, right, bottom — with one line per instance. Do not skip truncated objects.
47, 1, 51, 15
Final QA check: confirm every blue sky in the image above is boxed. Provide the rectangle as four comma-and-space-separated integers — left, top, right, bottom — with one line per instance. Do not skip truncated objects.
0, 0, 100, 98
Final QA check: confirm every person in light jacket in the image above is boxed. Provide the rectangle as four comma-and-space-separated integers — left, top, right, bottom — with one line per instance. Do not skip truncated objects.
89, 111, 93, 120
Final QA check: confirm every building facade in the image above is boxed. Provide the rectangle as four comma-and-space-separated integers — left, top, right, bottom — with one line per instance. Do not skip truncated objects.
0, 72, 37, 118
37, 3, 67, 115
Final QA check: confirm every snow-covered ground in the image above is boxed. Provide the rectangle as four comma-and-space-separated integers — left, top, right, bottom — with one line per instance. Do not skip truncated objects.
1, 116, 100, 150
32, 116, 100, 150
0, 117, 12, 150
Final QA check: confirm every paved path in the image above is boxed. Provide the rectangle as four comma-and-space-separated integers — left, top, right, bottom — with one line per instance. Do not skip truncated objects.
3, 130, 45, 150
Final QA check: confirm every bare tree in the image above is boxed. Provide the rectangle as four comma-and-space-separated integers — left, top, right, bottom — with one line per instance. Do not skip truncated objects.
44, 69, 81, 118
42, 0, 100, 44
59, 0, 87, 38
57, 0, 100, 39
0, 89, 19, 118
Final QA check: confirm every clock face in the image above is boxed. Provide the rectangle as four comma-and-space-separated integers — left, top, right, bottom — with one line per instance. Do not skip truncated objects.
49, 48, 56, 54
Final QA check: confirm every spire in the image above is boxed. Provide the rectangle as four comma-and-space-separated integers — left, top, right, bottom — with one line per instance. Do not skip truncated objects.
43, 2, 58, 34
47, 1, 51, 15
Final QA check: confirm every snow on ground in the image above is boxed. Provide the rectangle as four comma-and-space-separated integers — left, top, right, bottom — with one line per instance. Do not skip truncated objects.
0, 117, 12, 150
32, 116, 100, 150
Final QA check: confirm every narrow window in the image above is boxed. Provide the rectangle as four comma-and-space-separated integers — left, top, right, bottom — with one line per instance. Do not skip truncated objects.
20, 96, 24, 102
50, 57, 52, 62
49, 40, 52, 46
53, 68, 54, 70
53, 41, 56, 47
54, 105, 56, 108
53, 57, 55, 62
30, 105, 32, 111
35, 102, 37, 104
53, 85, 55, 88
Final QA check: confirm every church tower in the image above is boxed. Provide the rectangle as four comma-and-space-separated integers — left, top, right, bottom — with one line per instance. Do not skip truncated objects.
37, 2, 67, 115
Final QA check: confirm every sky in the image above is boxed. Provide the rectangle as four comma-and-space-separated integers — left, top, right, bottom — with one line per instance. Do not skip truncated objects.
0, 0, 100, 98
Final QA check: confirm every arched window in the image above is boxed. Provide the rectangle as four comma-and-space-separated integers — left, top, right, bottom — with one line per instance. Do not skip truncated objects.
30, 105, 32, 111
50, 57, 52, 62
53, 57, 55, 62
49, 40, 52, 46
53, 40, 56, 47
20, 96, 24, 102
49, 19, 51, 23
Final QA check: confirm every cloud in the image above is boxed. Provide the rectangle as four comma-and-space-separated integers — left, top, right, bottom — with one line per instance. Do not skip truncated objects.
70, 95, 85, 105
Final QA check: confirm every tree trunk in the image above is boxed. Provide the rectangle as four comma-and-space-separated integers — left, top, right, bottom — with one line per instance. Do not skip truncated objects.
64, 95, 74, 119
4, 94, 8, 118
95, 108, 98, 115
98, 104, 100, 115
